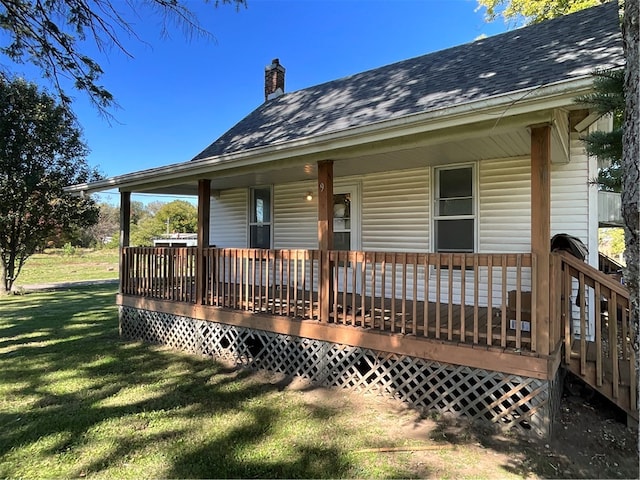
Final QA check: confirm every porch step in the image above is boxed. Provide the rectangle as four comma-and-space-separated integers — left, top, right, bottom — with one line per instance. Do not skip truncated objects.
568, 340, 638, 422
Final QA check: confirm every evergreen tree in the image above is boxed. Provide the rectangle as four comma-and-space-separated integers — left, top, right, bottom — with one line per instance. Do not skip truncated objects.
577, 69, 624, 192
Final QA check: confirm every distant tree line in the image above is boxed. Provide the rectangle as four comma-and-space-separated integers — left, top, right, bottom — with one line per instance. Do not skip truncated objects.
65, 200, 198, 249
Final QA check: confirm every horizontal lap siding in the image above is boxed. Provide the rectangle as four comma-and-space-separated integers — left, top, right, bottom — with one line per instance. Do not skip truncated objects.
273, 181, 318, 250
478, 158, 532, 304
479, 157, 531, 253
361, 168, 429, 252
210, 189, 247, 247
552, 135, 592, 337
551, 135, 589, 242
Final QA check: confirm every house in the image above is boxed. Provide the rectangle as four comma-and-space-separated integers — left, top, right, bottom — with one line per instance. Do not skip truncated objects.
69, 1, 635, 437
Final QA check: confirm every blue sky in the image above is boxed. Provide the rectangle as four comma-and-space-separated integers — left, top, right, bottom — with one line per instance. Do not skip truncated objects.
22, 0, 511, 203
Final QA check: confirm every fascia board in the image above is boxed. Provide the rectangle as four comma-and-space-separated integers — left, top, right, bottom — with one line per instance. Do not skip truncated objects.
67, 77, 596, 194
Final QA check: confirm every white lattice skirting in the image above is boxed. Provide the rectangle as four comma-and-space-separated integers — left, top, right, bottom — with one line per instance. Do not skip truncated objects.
120, 306, 561, 438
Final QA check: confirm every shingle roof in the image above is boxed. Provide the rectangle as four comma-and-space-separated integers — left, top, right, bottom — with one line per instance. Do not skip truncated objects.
193, 1, 623, 161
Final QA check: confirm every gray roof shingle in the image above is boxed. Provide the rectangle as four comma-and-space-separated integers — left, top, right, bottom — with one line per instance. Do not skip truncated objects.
193, 1, 623, 160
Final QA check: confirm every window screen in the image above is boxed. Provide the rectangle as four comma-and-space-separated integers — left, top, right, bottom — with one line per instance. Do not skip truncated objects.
434, 167, 474, 253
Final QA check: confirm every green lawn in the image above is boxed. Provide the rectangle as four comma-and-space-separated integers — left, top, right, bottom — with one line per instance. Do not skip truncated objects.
0, 285, 465, 479
14, 249, 119, 286
2, 285, 634, 479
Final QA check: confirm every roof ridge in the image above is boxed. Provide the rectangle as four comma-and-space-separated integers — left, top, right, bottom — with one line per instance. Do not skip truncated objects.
276, 1, 619, 100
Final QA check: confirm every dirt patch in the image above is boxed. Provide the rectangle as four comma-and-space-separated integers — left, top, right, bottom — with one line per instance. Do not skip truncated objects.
253, 369, 638, 479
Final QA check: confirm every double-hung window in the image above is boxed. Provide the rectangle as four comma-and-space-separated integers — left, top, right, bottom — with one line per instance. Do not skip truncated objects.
249, 187, 272, 249
434, 166, 475, 252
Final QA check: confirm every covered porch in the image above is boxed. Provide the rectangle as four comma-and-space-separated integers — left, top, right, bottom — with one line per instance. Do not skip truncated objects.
104, 118, 635, 434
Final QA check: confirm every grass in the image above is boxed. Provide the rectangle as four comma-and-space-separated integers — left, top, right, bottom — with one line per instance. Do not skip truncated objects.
0, 284, 461, 479
14, 249, 119, 286
1, 286, 635, 478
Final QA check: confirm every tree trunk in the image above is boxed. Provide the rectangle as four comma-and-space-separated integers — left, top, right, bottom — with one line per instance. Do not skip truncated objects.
621, 0, 640, 445
0, 260, 8, 295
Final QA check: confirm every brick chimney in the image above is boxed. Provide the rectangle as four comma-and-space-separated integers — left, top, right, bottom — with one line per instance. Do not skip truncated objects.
265, 58, 285, 101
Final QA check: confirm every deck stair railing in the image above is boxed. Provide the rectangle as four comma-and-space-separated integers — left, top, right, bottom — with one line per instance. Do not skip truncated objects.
553, 250, 637, 419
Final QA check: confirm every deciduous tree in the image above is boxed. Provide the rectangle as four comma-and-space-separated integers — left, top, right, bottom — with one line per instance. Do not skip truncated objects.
0, 76, 100, 293
130, 200, 197, 246
477, 0, 608, 23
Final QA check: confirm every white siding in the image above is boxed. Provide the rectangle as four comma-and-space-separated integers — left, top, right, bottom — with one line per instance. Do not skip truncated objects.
361, 168, 430, 252
551, 134, 589, 242
479, 157, 531, 253
552, 133, 595, 339
273, 180, 318, 250
209, 188, 247, 247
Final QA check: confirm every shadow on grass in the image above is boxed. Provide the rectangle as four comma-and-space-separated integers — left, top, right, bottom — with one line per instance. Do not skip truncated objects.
0, 285, 415, 479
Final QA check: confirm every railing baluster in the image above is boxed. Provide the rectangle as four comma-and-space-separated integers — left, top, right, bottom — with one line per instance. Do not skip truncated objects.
447, 254, 453, 341
380, 255, 386, 331
401, 253, 407, 335
309, 251, 315, 320
500, 257, 507, 348
391, 253, 396, 333
515, 258, 522, 350
342, 251, 348, 324
473, 255, 479, 344
486, 255, 493, 346
360, 252, 366, 327
412, 255, 418, 336
435, 255, 441, 340
423, 254, 429, 338
459, 254, 466, 343
610, 291, 619, 399
278, 250, 284, 316
578, 272, 586, 375
271, 250, 277, 315
595, 282, 603, 387
400, 253, 407, 335
370, 253, 376, 329
351, 252, 357, 326
563, 262, 572, 364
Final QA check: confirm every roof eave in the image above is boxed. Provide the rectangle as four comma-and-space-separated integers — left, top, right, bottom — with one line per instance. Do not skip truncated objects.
67, 75, 601, 195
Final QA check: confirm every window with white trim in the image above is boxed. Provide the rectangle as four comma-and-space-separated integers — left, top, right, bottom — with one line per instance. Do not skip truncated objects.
434, 166, 475, 252
249, 186, 272, 248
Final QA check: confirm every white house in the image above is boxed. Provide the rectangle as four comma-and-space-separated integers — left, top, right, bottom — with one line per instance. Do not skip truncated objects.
69, 2, 635, 437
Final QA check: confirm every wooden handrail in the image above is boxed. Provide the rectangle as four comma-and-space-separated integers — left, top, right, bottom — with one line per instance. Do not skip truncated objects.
556, 251, 629, 298
553, 250, 636, 415
121, 247, 537, 352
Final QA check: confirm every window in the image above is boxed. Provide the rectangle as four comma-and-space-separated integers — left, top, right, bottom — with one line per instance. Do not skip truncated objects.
434, 166, 475, 252
333, 192, 351, 251
249, 187, 272, 248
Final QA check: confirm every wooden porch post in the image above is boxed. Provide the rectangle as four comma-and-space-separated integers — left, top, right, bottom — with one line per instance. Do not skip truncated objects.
119, 191, 131, 295
531, 124, 551, 356
196, 179, 211, 304
318, 160, 334, 322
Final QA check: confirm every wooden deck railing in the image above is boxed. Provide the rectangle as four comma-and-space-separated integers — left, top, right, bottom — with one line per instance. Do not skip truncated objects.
554, 251, 636, 413
121, 247, 536, 351
121, 247, 197, 303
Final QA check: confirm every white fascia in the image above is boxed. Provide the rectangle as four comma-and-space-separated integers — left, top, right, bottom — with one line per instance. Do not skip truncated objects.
67, 76, 597, 195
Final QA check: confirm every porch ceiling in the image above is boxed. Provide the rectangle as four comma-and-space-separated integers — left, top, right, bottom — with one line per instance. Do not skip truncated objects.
136, 126, 532, 196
